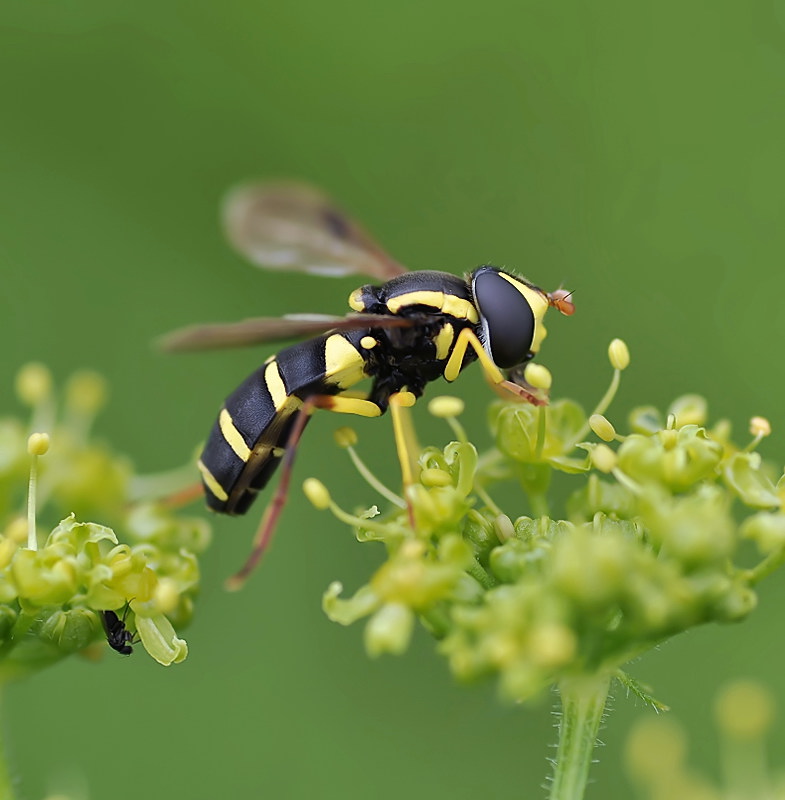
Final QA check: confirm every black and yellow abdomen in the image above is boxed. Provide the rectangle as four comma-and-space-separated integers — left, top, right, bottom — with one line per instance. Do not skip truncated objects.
196, 267, 560, 518
198, 330, 370, 514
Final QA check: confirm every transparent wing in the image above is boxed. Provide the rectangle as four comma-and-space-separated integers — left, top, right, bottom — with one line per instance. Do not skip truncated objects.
159, 313, 413, 352
222, 181, 408, 281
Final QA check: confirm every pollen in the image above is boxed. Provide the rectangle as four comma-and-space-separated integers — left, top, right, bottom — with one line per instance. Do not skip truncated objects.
589, 414, 616, 442
154, 579, 180, 614
524, 363, 552, 391
303, 478, 332, 510
428, 396, 465, 418
334, 427, 359, 448
591, 444, 617, 473
608, 338, 630, 371
27, 432, 50, 456
749, 416, 772, 438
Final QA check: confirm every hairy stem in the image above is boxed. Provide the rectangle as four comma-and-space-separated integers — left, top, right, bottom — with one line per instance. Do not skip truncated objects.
549, 673, 611, 800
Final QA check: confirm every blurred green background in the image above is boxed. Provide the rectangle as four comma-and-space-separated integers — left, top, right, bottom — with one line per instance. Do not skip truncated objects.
2, 1, 785, 797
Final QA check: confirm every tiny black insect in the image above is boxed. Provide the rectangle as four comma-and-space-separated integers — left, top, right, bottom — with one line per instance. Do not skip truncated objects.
101, 604, 138, 656
162, 182, 575, 586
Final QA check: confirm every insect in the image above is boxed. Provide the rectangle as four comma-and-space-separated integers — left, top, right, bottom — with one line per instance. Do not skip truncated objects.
101, 604, 138, 656
162, 182, 574, 587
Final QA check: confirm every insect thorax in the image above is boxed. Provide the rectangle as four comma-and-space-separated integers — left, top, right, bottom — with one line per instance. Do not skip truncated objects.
349, 271, 481, 402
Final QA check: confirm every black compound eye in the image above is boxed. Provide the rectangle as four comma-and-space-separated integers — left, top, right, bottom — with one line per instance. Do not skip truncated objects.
472, 268, 535, 369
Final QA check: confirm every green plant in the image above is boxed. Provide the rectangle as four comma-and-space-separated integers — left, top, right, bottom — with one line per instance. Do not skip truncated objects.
0, 364, 210, 798
303, 340, 785, 800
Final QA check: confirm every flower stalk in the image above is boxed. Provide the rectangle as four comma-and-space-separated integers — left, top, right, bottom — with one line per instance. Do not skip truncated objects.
305, 337, 785, 797
549, 674, 611, 800
0, 364, 211, 673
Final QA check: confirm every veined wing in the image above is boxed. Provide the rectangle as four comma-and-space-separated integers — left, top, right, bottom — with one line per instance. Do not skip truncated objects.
159, 312, 413, 352
222, 181, 408, 281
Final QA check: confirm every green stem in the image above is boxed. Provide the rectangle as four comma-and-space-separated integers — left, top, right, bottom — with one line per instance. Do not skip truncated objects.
529, 493, 550, 518
745, 544, 785, 585
534, 405, 547, 461
346, 446, 406, 509
549, 673, 611, 800
569, 368, 621, 448
0, 685, 17, 800
466, 560, 497, 590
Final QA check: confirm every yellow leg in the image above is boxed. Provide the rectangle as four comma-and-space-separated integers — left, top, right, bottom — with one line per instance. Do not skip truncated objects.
444, 328, 546, 406
389, 391, 419, 489
319, 395, 383, 417
444, 328, 505, 384
388, 391, 419, 530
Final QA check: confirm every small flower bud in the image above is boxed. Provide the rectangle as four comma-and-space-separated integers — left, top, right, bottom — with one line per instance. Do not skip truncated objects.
333, 426, 358, 448
714, 680, 775, 739
364, 603, 414, 657
428, 396, 465, 418
750, 416, 772, 438
400, 540, 426, 559
713, 582, 757, 622
154, 578, 180, 614
608, 338, 630, 370
65, 370, 108, 415
15, 363, 52, 406
27, 432, 50, 456
591, 444, 617, 473
494, 514, 515, 543
41, 608, 98, 653
528, 623, 576, 667
589, 414, 616, 442
669, 394, 707, 427
420, 468, 453, 487
741, 512, 785, 553
523, 363, 552, 391
303, 478, 331, 510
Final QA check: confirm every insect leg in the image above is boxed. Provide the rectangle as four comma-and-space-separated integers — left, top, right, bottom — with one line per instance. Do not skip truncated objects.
444, 328, 546, 406
388, 391, 419, 529
225, 393, 385, 591
160, 482, 205, 509
388, 392, 418, 488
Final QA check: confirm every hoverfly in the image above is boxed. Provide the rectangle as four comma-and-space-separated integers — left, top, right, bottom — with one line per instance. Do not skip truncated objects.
101, 603, 138, 656
162, 182, 575, 587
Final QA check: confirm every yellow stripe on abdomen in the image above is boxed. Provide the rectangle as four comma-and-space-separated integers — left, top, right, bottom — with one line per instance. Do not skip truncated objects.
324, 334, 367, 388
219, 408, 252, 462
197, 459, 229, 502
264, 361, 289, 411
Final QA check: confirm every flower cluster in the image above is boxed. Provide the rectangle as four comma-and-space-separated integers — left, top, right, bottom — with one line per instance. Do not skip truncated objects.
0, 364, 209, 675
306, 340, 783, 701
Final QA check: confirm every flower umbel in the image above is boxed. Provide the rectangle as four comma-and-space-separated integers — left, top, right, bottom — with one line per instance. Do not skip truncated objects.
0, 364, 209, 674
304, 340, 784, 799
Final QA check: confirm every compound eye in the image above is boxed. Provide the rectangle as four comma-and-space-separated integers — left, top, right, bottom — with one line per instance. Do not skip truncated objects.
472, 269, 535, 368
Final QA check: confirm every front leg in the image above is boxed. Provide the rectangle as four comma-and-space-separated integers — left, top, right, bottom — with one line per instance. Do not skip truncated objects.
444, 327, 547, 406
